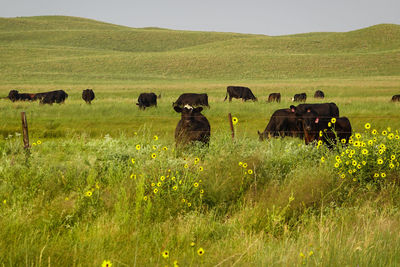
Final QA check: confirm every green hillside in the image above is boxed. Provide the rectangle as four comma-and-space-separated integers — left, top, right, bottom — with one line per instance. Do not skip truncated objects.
0, 16, 399, 83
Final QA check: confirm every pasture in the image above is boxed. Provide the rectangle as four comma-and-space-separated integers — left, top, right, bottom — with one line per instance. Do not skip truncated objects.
1, 16, 400, 266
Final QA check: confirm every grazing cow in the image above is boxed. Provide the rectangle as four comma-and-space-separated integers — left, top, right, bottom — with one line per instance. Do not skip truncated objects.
391, 95, 400, 102
292, 93, 307, 102
82, 89, 95, 104
224, 86, 257, 102
257, 108, 302, 141
300, 108, 352, 146
314, 90, 325, 99
267, 93, 281, 103
136, 93, 158, 110
36, 90, 68, 105
174, 105, 211, 146
173, 93, 209, 108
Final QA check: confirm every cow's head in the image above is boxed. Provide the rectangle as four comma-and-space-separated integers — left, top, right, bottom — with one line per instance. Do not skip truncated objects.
8, 90, 20, 102
174, 105, 203, 125
257, 130, 268, 141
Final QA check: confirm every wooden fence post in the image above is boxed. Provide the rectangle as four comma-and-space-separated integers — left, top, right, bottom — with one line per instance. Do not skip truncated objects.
228, 113, 235, 139
21, 112, 30, 149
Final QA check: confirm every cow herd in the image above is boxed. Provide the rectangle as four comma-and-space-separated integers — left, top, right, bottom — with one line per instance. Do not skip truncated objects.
136, 86, 352, 147
4, 89, 95, 105
258, 103, 352, 148
2, 86, 400, 147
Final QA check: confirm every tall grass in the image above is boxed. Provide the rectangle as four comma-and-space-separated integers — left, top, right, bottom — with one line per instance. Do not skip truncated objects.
1, 130, 400, 266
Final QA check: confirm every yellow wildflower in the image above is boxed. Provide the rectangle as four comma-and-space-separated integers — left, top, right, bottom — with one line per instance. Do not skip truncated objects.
162, 250, 169, 259
102, 260, 112, 267
135, 144, 141, 150
364, 123, 371, 129
153, 135, 159, 141
232, 117, 238, 125
334, 162, 340, 168
197, 248, 205, 256
85, 191, 92, 197
151, 153, 157, 159
331, 118, 336, 124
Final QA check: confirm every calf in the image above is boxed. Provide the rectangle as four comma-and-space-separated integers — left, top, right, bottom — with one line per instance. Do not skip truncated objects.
137, 93, 158, 110
314, 90, 325, 99
224, 86, 257, 102
391, 95, 400, 102
292, 93, 307, 102
82, 89, 95, 104
267, 93, 281, 103
174, 105, 210, 146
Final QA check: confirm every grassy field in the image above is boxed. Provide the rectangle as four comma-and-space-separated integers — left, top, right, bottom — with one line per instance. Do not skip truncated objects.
1, 16, 400, 266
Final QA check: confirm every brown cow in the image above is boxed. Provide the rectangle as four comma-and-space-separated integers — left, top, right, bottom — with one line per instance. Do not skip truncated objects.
267, 93, 281, 103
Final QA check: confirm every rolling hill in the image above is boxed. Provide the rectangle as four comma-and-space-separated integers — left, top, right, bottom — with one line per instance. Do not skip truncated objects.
0, 16, 399, 83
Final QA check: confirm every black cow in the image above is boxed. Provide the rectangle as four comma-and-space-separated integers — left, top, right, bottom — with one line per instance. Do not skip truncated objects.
136, 93, 158, 110
290, 103, 339, 119
267, 93, 281, 103
391, 95, 400, 102
224, 86, 257, 102
292, 93, 307, 102
36, 90, 68, 105
7, 90, 34, 102
300, 108, 352, 146
314, 90, 325, 99
173, 93, 209, 108
82, 89, 95, 104
257, 108, 302, 141
174, 105, 211, 146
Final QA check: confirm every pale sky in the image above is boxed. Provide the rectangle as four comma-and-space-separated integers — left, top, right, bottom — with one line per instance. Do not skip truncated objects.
1, 0, 400, 35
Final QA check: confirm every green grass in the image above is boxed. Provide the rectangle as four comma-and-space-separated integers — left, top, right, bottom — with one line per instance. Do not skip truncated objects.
1, 15, 400, 266
0, 16, 400, 83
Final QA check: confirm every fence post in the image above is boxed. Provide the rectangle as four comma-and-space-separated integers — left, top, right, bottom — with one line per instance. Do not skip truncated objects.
228, 113, 235, 139
21, 112, 30, 149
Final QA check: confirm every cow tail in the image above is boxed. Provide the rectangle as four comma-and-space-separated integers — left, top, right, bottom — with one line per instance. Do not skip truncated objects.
224, 92, 228, 101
